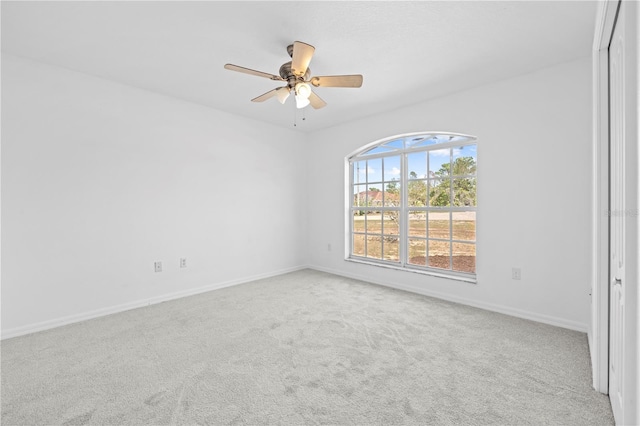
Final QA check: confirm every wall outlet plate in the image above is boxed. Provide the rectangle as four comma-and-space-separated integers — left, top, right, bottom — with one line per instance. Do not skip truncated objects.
180, 258, 187, 268
154, 261, 162, 273
512, 267, 521, 280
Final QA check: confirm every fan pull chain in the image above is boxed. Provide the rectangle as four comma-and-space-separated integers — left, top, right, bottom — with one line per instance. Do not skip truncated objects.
293, 104, 297, 127
293, 106, 307, 127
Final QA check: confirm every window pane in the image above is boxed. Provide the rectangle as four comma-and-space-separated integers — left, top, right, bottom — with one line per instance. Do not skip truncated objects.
407, 135, 438, 148
453, 177, 476, 207
366, 211, 382, 234
367, 158, 382, 182
452, 211, 476, 241
353, 184, 367, 207
452, 145, 477, 176
408, 179, 427, 207
428, 211, 450, 239
428, 240, 451, 270
353, 161, 367, 184
384, 181, 400, 207
429, 179, 450, 207
352, 234, 366, 257
382, 139, 404, 150
383, 235, 399, 262
429, 149, 450, 177
383, 156, 401, 182
353, 211, 365, 233
407, 152, 427, 179
383, 211, 399, 235
408, 211, 426, 237
367, 184, 383, 207
408, 238, 426, 265
366, 235, 382, 259
452, 242, 476, 273
432, 135, 454, 144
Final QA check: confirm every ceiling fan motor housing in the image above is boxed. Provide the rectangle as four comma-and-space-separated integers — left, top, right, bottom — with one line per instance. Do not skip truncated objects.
279, 62, 310, 89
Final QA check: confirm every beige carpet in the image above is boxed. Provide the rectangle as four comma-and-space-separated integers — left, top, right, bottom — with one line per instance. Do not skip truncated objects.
1, 269, 613, 425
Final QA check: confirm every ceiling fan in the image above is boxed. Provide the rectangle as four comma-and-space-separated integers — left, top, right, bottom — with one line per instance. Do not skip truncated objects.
224, 41, 363, 110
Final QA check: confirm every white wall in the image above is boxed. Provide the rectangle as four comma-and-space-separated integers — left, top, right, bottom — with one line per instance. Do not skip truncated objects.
306, 57, 593, 331
1, 54, 594, 337
1, 54, 307, 337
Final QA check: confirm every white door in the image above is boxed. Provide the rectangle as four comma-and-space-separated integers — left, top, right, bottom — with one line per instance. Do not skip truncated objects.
608, 0, 625, 422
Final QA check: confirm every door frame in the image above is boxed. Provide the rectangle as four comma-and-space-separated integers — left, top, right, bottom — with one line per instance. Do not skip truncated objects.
592, 1, 639, 424
590, 0, 617, 395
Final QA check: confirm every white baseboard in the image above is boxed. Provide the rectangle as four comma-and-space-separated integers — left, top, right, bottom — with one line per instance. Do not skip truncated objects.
308, 264, 588, 333
1, 265, 307, 340
3, 264, 587, 339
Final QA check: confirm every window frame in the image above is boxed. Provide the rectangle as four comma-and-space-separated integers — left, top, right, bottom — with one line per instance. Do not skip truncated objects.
346, 132, 477, 283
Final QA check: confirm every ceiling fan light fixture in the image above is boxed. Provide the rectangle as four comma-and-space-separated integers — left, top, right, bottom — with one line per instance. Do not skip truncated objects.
294, 82, 311, 109
276, 87, 291, 104
295, 94, 310, 109
295, 82, 311, 99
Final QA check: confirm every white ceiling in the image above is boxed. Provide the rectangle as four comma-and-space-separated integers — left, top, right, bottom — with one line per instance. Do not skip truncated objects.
1, 1, 597, 132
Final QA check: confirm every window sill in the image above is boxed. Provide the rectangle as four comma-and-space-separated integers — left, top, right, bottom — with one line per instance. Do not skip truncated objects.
345, 257, 477, 284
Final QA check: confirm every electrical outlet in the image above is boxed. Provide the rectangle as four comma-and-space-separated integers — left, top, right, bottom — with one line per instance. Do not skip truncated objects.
154, 261, 162, 273
327, 243, 332, 251
180, 258, 187, 268
512, 267, 521, 280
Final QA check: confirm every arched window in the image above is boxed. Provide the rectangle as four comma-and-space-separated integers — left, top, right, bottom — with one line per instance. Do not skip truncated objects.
348, 132, 477, 281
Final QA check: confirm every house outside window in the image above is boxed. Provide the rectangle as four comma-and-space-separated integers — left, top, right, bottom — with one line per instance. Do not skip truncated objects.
348, 132, 477, 281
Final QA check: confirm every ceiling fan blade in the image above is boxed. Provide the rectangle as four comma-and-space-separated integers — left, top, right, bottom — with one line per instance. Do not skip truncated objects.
251, 88, 280, 102
224, 64, 284, 81
291, 41, 315, 77
310, 75, 363, 88
252, 86, 290, 103
308, 90, 327, 109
